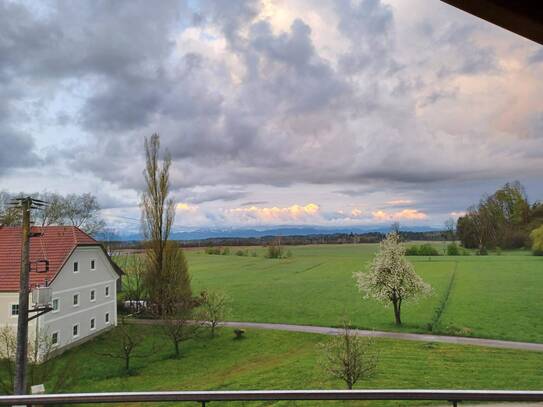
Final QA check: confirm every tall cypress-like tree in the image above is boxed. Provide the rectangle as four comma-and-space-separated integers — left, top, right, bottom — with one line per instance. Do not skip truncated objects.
141, 134, 191, 314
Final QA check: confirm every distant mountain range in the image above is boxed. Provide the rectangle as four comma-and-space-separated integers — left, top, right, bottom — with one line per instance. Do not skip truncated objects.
108, 225, 441, 241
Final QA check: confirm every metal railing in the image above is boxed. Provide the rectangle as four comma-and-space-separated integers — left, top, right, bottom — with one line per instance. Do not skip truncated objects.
1, 390, 543, 406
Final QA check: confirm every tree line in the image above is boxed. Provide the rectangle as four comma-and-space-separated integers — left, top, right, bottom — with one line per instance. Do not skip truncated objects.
456, 181, 543, 254
0, 192, 104, 236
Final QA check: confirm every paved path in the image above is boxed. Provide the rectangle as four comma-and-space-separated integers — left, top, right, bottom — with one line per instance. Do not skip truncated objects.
131, 319, 543, 352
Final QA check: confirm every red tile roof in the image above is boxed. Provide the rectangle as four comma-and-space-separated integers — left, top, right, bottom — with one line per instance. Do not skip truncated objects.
0, 226, 97, 292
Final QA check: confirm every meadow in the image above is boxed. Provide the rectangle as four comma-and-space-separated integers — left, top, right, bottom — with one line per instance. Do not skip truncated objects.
28, 326, 543, 406
164, 243, 543, 343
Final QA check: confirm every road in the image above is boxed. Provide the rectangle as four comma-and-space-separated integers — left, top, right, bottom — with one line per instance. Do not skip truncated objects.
131, 319, 543, 352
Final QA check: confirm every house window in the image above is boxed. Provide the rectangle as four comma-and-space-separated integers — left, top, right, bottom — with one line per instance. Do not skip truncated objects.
105, 286, 110, 297
73, 262, 79, 273
51, 332, 59, 346
90, 289, 96, 302
90, 260, 95, 270
52, 298, 59, 312
72, 324, 79, 338
90, 318, 96, 330
73, 294, 79, 307
11, 304, 19, 316
105, 312, 110, 324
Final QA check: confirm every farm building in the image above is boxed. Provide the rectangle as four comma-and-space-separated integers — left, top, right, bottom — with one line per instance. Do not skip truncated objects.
0, 226, 122, 355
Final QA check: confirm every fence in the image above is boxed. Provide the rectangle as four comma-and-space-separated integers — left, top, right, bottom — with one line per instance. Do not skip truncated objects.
1, 390, 543, 406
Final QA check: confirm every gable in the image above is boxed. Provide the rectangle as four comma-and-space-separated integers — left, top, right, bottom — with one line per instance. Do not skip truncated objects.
49, 246, 119, 292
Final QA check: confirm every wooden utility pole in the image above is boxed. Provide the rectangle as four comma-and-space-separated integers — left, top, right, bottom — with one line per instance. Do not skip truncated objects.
14, 197, 31, 395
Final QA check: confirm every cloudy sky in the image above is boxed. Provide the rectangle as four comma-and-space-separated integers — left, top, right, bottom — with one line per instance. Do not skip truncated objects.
1, 0, 542, 232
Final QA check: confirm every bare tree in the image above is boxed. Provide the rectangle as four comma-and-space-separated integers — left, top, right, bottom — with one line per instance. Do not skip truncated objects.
33, 192, 64, 227
62, 193, 105, 235
0, 326, 78, 394
160, 304, 199, 358
97, 321, 146, 373
122, 254, 147, 314
198, 290, 229, 337
320, 322, 377, 389
354, 232, 431, 325
0, 191, 20, 226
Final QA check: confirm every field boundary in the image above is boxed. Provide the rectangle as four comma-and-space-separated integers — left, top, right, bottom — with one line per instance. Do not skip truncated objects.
430, 261, 458, 332
128, 319, 543, 352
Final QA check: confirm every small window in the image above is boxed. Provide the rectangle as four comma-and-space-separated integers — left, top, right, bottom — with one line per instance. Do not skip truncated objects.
90, 260, 95, 270
51, 332, 59, 345
73, 262, 79, 273
73, 294, 79, 306
105, 286, 110, 297
90, 289, 96, 302
90, 318, 96, 330
105, 312, 110, 324
11, 304, 19, 316
72, 324, 79, 338
52, 298, 59, 312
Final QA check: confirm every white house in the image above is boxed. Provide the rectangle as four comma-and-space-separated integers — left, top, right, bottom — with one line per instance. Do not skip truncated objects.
0, 226, 122, 354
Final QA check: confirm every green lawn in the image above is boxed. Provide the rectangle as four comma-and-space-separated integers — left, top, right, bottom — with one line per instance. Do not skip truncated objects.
118, 243, 543, 343
31, 326, 543, 406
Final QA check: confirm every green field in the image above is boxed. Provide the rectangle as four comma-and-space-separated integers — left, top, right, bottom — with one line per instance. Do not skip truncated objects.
166, 244, 543, 343
28, 326, 543, 406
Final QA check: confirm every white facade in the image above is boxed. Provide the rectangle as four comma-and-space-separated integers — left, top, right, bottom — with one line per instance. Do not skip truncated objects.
1, 246, 119, 353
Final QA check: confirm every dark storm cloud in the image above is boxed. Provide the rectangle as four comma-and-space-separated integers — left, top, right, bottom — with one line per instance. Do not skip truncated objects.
1, 0, 541, 209
0, 129, 40, 174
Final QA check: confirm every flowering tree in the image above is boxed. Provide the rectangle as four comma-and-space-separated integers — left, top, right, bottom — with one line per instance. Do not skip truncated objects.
354, 232, 431, 325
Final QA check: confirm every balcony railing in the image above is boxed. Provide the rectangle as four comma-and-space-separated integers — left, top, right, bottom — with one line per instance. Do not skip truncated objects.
1, 390, 543, 406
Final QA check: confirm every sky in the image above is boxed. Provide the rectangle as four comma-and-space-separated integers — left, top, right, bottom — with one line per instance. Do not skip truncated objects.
1, 0, 542, 233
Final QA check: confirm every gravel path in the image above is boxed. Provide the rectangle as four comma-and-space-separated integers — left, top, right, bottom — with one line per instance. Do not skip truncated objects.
130, 319, 543, 352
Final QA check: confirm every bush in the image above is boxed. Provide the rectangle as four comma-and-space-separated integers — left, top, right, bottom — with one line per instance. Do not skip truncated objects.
222, 247, 230, 255
405, 246, 420, 256
530, 225, 543, 256
235, 249, 245, 256
495, 246, 502, 255
266, 244, 284, 259
446, 243, 460, 256
406, 244, 440, 256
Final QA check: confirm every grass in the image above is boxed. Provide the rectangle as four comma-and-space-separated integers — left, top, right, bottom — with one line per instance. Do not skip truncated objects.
24, 325, 543, 406
123, 243, 543, 343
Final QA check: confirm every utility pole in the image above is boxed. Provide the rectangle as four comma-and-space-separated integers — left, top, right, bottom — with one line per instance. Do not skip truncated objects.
10, 196, 47, 395
13, 197, 31, 395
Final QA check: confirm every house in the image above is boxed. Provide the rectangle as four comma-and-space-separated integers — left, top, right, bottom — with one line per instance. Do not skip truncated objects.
0, 226, 122, 354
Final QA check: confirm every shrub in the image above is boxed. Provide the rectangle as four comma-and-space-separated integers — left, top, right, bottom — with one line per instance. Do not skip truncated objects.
446, 243, 460, 256
530, 225, 543, 256
405, 246, 419, 256
406, 244, 440, 256
221, 247, 230, 255
495, 246, 502, 255
266, 244, 284, 259
235, 249, 245, 256
418, 244, 440, 256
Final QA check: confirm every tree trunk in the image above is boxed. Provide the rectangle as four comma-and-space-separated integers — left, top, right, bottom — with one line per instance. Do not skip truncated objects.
125, 356, 130, 372
174, 340, 180, 358
392, 299, 402, 325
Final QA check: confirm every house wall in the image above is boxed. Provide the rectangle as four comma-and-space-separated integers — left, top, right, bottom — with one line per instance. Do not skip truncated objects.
39, 246, 118, 351
0, 292, 38, 339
